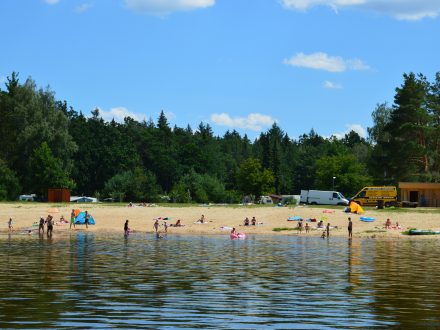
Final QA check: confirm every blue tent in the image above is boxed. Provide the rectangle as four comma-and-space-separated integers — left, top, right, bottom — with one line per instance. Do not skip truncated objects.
74, 211, 96, 225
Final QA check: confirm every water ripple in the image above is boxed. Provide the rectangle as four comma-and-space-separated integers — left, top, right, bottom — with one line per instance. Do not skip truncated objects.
1, 233, 440, 328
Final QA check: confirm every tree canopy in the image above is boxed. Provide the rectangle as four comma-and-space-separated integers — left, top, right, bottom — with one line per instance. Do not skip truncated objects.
1, 70, 439, 202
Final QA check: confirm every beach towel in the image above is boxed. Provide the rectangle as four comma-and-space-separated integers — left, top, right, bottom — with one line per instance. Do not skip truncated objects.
287, 216, 302, 221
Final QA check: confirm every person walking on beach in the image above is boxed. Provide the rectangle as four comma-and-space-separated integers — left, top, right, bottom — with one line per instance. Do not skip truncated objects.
124, 220, 129, 237
84, 211, 90, 229
153, 219, 159, 233
305, 222, 310, 233
8, 218, 13, 232
326, 223, 330, 237
70, 209, 76, 229
348, 217, 353, 239
47, 216, 54, 237
38, 216, 45, 234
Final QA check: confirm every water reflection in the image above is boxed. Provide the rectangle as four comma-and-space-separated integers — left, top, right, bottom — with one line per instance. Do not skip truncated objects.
0, 233, 439, 328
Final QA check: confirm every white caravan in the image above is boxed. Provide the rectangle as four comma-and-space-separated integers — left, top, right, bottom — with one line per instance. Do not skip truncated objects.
300, 190, 349, 206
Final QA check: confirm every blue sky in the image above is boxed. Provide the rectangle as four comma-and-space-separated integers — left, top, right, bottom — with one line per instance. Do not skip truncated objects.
1, 0, 439, 140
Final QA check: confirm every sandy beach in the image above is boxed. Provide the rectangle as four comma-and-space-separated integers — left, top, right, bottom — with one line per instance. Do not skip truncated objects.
2, 202, 440, 238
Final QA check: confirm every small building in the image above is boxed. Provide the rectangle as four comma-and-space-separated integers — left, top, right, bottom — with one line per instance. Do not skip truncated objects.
48, 188, 70, 203
399, 182, 440, 207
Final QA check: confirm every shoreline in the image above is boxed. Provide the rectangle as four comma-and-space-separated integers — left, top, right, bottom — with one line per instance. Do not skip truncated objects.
1, 203, 440, 239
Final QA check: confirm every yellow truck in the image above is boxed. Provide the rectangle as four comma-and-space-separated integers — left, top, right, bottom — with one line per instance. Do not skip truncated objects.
351, 186, 397, 207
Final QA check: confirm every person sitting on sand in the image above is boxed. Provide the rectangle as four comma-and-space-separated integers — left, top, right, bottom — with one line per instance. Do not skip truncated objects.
317, 220, 324, 228
244, 217, 250, 226
385, 218, 392, 229
396, 221, 402, 229
251, 217, 256, 226
174, 219, 183, 227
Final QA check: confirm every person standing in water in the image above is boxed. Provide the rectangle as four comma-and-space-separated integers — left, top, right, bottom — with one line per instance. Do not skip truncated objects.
153, 219, 159, 233
84, 211, 89, 229
47, 216, 54, 237
38, 216, 45, 234
8, 218, 13, 232
326, 223, 330, 237
348, 217, 353, 239
124, 220, 129, 237
70, 209, 76, 229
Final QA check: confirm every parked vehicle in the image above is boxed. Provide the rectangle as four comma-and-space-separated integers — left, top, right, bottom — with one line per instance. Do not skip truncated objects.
351, 186, 397, 207
18, 194, 36, 201
300, 190, 349, 206
259, 195, 273, 204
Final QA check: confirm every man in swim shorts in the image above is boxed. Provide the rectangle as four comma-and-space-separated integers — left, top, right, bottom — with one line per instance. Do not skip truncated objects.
47, 215, 54, 237
84, 211, 89, 229
39, 216, 45, 234
70, 209, 76, 229
348, 217, 352, 239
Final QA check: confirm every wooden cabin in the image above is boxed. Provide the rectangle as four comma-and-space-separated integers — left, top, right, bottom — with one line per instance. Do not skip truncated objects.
398, 182, 440, 207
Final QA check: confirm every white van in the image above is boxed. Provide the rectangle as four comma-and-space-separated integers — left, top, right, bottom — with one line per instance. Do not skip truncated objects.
300, 190, 349, 206
259, 196, 273, 204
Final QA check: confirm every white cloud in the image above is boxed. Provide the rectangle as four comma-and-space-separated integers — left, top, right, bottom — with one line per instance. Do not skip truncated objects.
75, 3, 93, 13
283, 52, 369, 72
45, 0, 60, 4
97, 106, 142, 122
211, 113, 276, 132
124, 0, 215, 15
332, 124, 367, 139
281, 0, 440, 21
323, 80, 343, 89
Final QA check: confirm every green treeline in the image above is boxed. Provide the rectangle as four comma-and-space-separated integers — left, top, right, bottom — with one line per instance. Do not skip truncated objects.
1, 71, 440, 202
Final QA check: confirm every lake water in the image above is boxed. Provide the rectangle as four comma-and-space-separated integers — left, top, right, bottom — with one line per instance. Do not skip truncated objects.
1, 233, 440, 329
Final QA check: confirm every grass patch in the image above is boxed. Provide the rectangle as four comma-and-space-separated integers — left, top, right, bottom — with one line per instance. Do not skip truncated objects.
401, 228, 417, 235
364, 229, 387, 233
272, 227, 299, 232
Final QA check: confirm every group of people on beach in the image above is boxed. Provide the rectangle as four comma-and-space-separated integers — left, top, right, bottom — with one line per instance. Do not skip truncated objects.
123, 217, 186, 238
243, 216, 257, 226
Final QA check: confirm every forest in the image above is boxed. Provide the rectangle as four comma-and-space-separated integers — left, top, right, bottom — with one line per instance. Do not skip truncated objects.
0, 71, 439, 203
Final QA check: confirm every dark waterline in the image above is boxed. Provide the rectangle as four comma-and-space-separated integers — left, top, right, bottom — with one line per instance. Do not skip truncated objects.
1, 233, 440, 329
